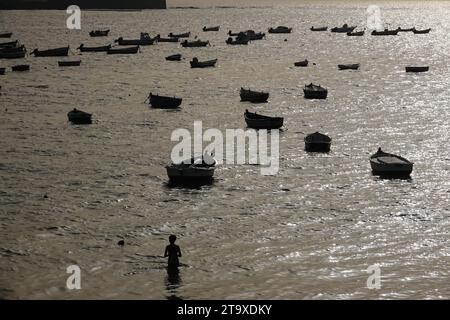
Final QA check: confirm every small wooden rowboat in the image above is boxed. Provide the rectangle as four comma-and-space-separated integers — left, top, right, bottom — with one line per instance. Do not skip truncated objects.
147, 93, 182, 109
244, 110, 283, 129
405, 66, 429, 73
370, 148, 413, 177
304, 132, 332, 152
68, 108, 92, 124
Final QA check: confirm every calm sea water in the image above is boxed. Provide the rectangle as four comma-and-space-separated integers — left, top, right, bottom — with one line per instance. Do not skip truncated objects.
1, 1, 450, 299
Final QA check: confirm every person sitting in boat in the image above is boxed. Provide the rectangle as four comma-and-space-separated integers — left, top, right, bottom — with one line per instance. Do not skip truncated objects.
192, 57, 198, 63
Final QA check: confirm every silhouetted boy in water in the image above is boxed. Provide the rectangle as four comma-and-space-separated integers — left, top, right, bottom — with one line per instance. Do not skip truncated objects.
164, 235, 182, 268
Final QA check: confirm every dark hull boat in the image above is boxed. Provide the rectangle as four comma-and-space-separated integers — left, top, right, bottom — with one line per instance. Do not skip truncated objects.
0, 67, 5, 75
371, 29, 399, 36
181, 40, 209, 47
294, 59, 308, 67
310, 26, 328, 31
245, 31, 265, 40
148, 93, 182, 109
370, 148, 413, 177
304, 132, 332, 152
89, 30, 110, 37
31, 46, 69, 57
115, 36, 155, 46
166, 155, 216, 183
168, 32, 190, 38
203, 26, 220, 32
397, 27, 414, 32
0, 40, 18, 47
107, 46, 139, 54
190, 58, 217, 68
405, 66, 429, 73
11, 64, 30, 71
0, 45, 26, 54
78, 44, 111, 52
412, 28, 431, 34
226, 37, 249, 45
58, 60, 81, 67
165, 53, 182, 61
347, 30, 364, 36
0, 32, 13, 38
244, 110, 283, 129
331, 25, 356, 33
268, 26, 292, 33
240, 88, 269, 103
0, 51, 26, 59
338, 63, 359, 70
304, 83, 328, 99
68, 108, 92, 124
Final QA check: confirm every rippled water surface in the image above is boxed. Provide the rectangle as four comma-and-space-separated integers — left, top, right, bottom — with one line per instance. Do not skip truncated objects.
1, 2, 450, 299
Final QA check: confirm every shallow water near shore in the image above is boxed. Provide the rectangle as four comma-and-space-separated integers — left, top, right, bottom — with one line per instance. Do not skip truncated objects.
1, 1, 450, 299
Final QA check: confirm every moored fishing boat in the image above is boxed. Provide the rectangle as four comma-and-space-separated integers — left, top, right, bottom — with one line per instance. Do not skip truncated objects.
203, 26, 220, 32
268, 26, 292, 33
310, 26, 328, 31
244, 110, 283, 129
0, 67, 5, 75
147, 93, 182, 109
166, 154, 216, 183
181, 39, 209, 47
58, 60, 81, 67
303, 83, 328, 99
412, 28, 431, 34
67, 108, 92, 124
294, 59, 308, 67
240, 88, 269, 103
0, 32, 13, 38
168, 32, 190, 38
0, 51, 26, 59
225, 37, 249, 45
347, 30, 364, 36
89, 29, 110, 37
165, 53, 182, 61
31, 46, 69, 57
331, 24, 356, 33
190, 57, 217, 68
245, 30, 265, 40
107, 46, 139, 54
338, 63, 359, 70
11, 64, 30, 71
78, 44, 111, 52
371, 29, 399, 36
397, 27, 414, 32
304, 132, 332, 152
0, 40, 19, 48
370, 148, 413, 177
115, 33, 155, 46
405, 66, 429, 73
0, 45, 26, 54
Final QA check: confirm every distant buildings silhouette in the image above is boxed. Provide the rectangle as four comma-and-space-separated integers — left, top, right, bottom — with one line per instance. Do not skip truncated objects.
0, 0, 166, 9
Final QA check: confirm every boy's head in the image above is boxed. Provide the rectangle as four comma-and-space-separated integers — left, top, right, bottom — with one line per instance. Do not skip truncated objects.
169, 235, 177, 244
